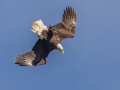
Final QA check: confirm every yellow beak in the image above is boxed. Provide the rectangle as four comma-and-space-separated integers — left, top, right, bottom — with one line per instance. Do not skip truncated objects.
61, 49, 64, 54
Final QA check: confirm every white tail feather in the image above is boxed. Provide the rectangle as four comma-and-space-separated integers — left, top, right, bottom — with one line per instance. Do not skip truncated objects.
31, 20, 48, 36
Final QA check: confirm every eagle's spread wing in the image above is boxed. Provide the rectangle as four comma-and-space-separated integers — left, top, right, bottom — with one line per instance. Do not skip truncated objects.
51, 6, 77, 40
15, 39, 54, 66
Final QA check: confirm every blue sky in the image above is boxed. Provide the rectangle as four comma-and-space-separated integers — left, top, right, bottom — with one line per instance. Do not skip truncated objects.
0, 0, 120, 90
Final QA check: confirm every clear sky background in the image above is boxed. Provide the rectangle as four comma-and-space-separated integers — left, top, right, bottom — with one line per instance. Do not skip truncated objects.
0, 0, 120, 90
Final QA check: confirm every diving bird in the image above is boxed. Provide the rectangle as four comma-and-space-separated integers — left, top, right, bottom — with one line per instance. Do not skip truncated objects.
15, 6, 77, 66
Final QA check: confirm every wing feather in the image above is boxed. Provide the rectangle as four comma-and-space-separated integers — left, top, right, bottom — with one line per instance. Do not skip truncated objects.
50, 6, 77, 40
51, 6, 76, 31
61, 6, 76, 30
15, 51, 35, 66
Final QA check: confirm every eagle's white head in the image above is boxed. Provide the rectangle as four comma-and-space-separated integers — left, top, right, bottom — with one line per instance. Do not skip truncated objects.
31, 20, 48, 39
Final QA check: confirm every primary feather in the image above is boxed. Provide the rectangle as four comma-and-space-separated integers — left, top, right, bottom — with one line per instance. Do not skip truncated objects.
50, 6, 77, 42
15, 51, 35, 66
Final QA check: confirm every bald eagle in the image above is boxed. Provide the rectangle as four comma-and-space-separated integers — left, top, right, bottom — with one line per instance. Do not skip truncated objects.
15, 6, 77, 66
